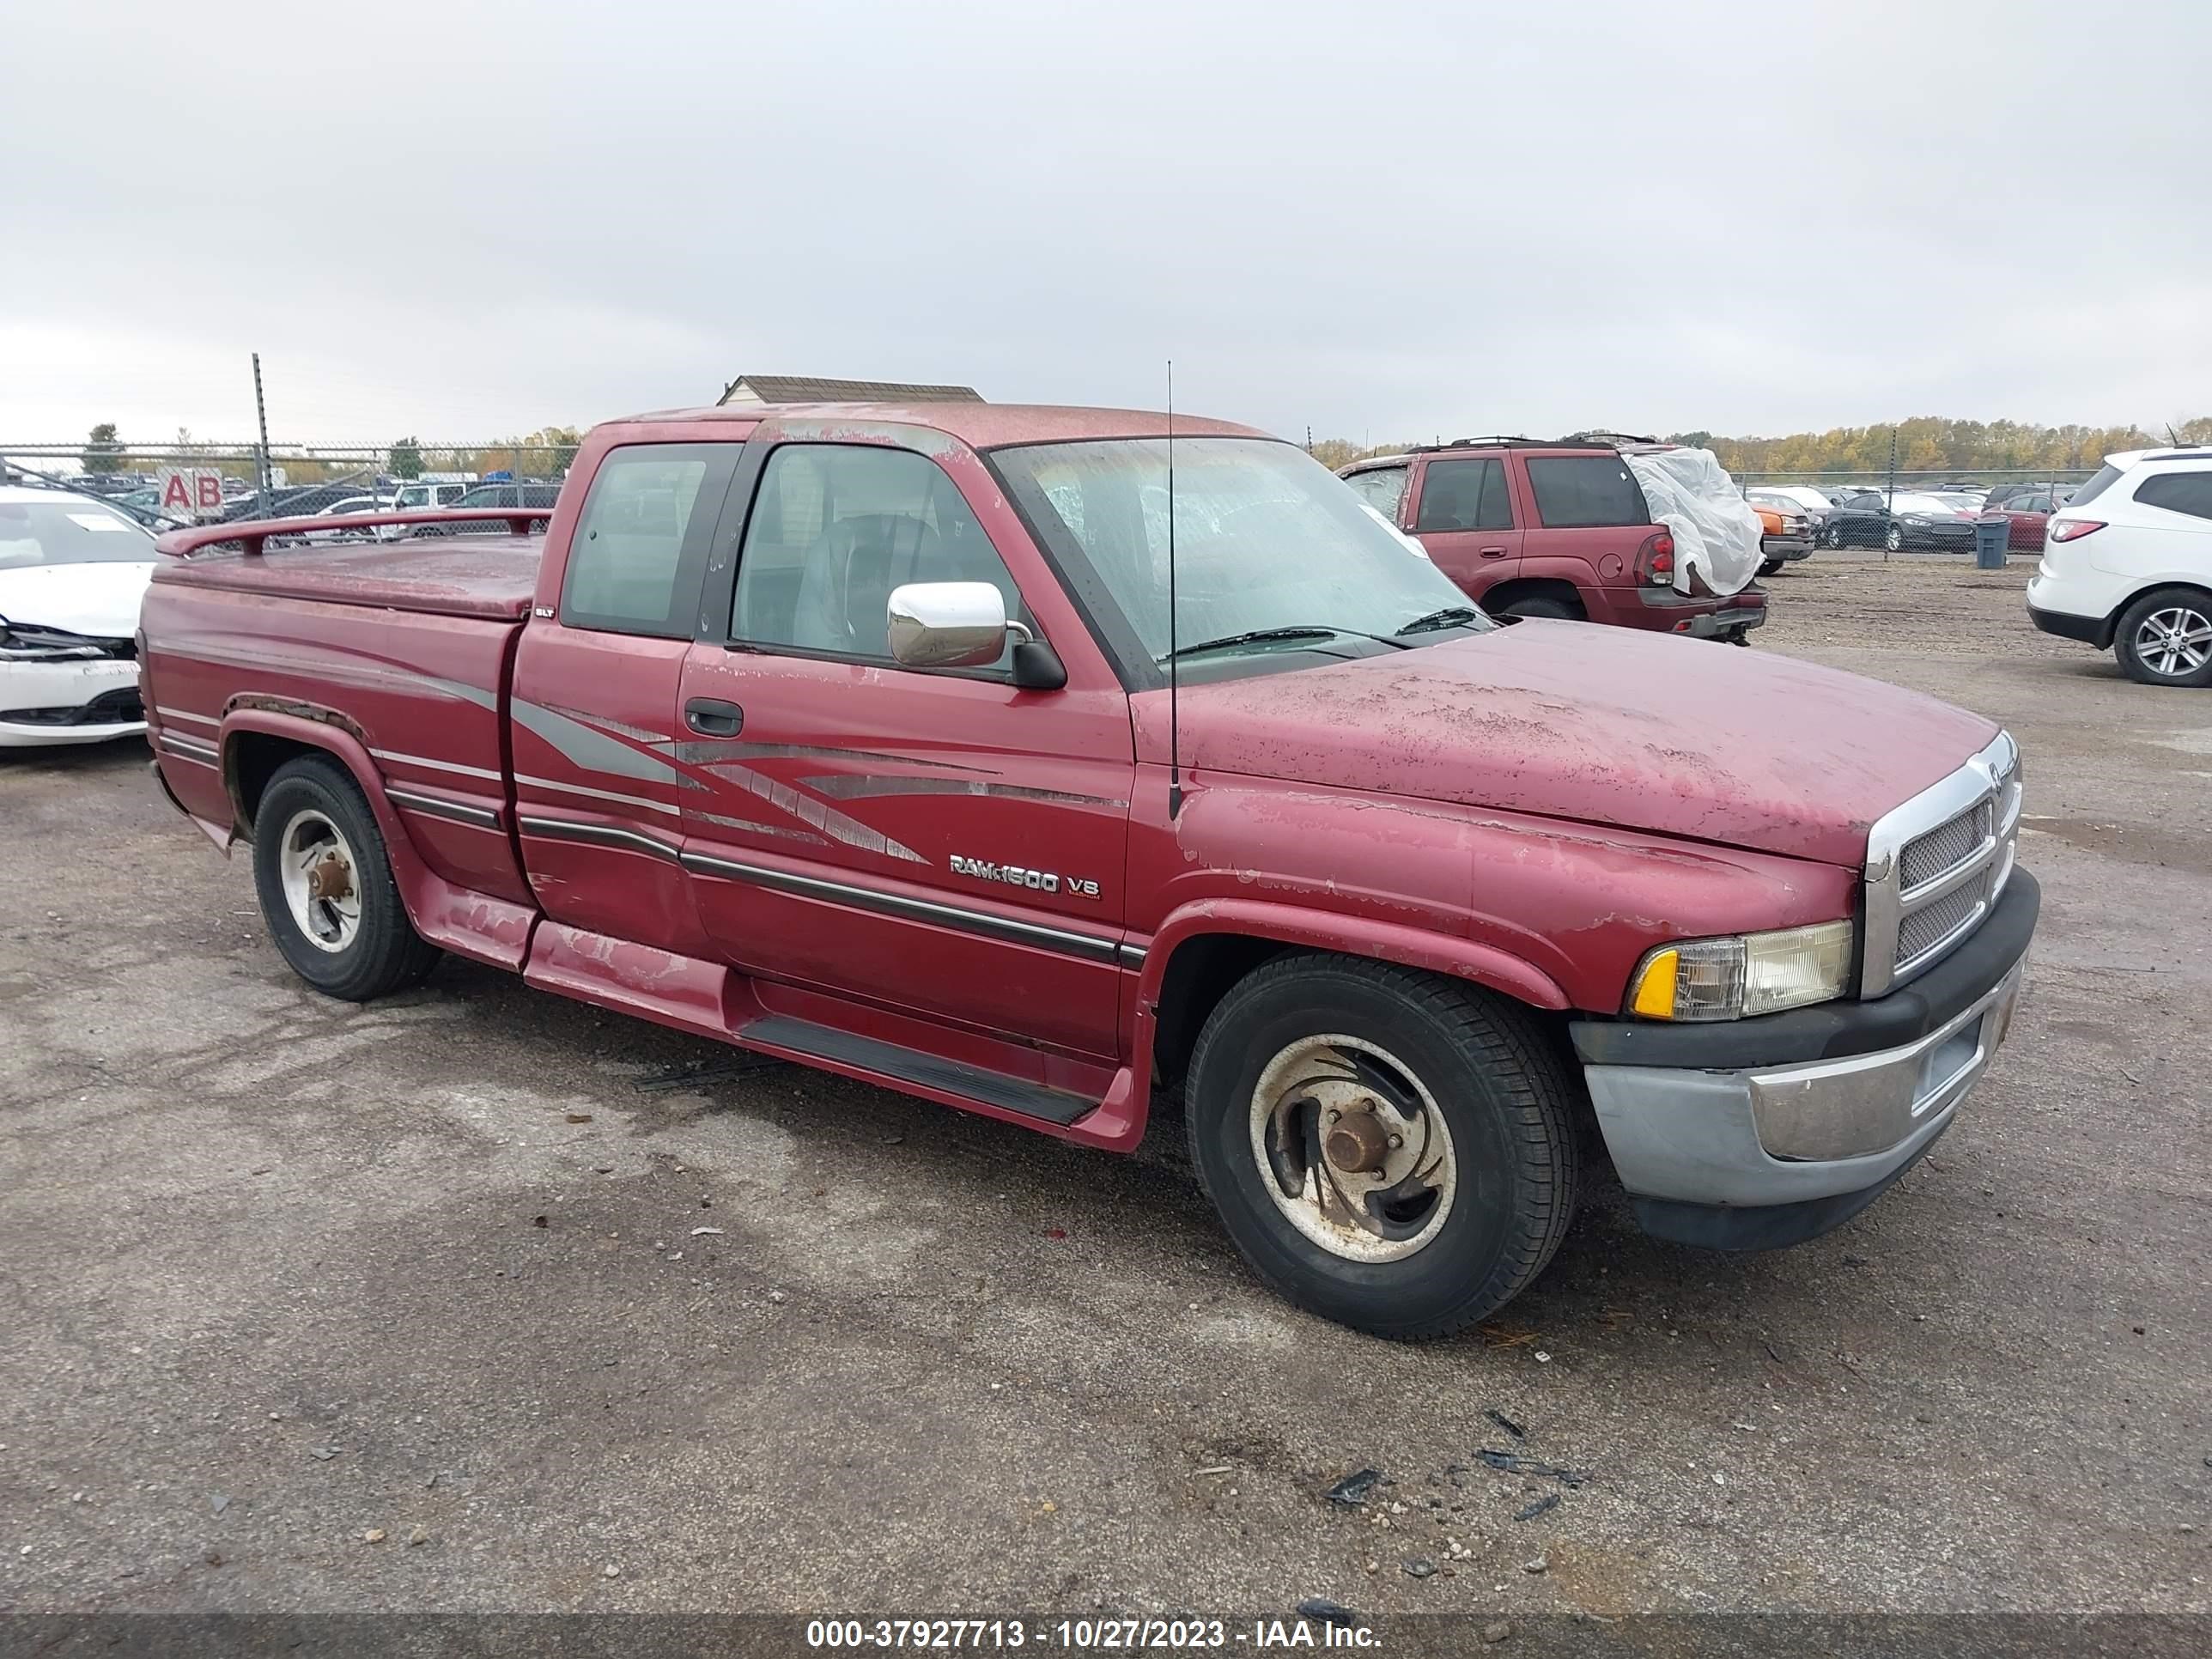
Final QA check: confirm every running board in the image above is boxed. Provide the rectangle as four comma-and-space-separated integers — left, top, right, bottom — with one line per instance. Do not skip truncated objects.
738, 1015, 1097, 1127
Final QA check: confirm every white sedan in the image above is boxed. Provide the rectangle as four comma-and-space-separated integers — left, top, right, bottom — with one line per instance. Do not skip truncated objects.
0, 486, 159, 747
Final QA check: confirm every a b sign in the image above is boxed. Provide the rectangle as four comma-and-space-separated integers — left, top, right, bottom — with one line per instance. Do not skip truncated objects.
158, 467, 226, 520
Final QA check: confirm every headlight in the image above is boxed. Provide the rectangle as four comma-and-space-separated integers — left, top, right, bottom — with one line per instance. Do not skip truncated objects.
1626, 921, 1855, 1021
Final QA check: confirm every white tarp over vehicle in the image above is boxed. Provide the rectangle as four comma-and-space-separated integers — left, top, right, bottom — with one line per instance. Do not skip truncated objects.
1623, 447, 1765, 598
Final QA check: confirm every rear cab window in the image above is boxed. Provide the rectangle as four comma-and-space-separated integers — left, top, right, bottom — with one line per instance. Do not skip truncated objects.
1524, 454, 1650, 527
558, 443, 746, 636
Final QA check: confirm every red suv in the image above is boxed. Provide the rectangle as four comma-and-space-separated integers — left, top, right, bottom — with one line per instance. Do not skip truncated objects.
1342, 438, 1766, 642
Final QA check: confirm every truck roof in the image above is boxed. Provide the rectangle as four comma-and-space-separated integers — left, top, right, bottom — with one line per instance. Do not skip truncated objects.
608, 401, 1268, 448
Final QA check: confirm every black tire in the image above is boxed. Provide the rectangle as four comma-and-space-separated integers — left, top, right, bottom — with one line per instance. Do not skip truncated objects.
1759, 556, 1785, 576
1495, 595, 1579, 622
252, 755, 441, 1000
1882, 523, 1905, 553
1184, 955, 1581, 1340
1825, 523, 1846, 550
2112, 587, 2212, 689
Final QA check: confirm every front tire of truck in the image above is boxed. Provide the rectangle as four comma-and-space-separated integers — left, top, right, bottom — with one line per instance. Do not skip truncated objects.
1185, 956, 1580, 1340
252, 756, 441, 1001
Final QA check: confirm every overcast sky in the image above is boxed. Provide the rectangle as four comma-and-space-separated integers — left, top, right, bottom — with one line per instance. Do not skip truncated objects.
5, 0, 2208, 449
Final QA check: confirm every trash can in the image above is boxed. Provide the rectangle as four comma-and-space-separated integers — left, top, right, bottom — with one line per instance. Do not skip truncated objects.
1974, 515, 2010, 569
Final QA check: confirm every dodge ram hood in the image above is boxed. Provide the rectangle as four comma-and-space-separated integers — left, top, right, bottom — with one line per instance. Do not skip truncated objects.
1170, 622, 1998, 866
0, 560, 155, 640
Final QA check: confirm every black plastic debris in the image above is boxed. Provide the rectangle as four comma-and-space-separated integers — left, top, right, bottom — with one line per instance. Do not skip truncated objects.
1402, 1558, 1438, 1578
1475, 1449, 1584, 1487
1296, 1599, 1360, 1627
1514, 1492, 1561, 1522
1485, 1408, 1527, 1439
1327, 1468, 1382, 1507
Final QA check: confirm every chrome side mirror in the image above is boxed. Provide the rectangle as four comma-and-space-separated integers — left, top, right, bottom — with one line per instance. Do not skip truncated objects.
886, 581, 1024, 669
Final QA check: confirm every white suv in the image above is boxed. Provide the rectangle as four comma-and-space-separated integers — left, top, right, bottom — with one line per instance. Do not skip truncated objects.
2026, 447, 2212, 687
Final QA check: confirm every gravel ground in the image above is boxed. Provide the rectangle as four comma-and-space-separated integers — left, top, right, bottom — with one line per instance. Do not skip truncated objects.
1, 552, 2206, 1626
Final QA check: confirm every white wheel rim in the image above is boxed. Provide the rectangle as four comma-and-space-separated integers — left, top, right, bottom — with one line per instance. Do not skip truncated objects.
2136, 606, 2212, 677
276, 808, 362, 953
1247, 1034, 1457, 1263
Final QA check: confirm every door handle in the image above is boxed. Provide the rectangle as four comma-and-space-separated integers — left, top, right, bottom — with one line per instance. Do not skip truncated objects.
684, 697, 744, 737
1478, 546, 1510, 559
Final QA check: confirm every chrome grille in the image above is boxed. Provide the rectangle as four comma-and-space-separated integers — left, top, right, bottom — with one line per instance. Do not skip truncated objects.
1896, 872, 1990, 963
1861, 732, 2022, 996
1900, 800, 1995, 892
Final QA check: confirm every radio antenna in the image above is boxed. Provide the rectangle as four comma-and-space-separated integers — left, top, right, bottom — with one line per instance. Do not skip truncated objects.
1165, 359, 1184, 821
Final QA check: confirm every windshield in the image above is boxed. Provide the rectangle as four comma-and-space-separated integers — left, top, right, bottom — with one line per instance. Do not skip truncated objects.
991, 437, 1490, 665
0, 498, 160, 569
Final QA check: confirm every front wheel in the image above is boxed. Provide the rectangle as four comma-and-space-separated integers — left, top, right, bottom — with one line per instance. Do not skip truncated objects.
1883, 523, 1905, 553
2113, 588, 2212, 688
1759, 556, 1785, 576
1825, 523, 1846, 549
1184, 956, 1581, 1340
252, 756, 441, 1000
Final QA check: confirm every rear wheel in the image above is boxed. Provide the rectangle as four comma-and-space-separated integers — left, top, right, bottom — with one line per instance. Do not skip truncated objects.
1184, 955, 1581, 1340
2113, 588, 2212, 688
1494, 594, 1580, 623
252, 756, 441, 1000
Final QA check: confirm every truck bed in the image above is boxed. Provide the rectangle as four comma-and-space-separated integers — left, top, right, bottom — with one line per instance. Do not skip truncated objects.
149, 537, 543, 621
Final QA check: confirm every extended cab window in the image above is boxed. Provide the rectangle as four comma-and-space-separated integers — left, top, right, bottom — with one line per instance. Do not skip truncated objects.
1525, 455, 1650, 527
1344, 465, 1408, 521
560, 443, 742, 636
2135, 469, 2212, 520
732, 444, 1022, 666
1413, 458, 1511, 532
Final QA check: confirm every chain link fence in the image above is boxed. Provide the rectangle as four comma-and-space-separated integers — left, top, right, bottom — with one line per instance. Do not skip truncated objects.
1736, 465, 2093, 556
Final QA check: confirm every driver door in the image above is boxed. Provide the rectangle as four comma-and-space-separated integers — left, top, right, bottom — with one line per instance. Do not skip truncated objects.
675, 438, 1134, 1059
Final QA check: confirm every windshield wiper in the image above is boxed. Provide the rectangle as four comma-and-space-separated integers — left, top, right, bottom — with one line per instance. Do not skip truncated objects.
1159, 625, 1410, 664
1395, 605, 1486, 635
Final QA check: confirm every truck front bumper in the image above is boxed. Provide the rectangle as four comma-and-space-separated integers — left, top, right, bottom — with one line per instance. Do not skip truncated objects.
1568, 869, 2039, 1251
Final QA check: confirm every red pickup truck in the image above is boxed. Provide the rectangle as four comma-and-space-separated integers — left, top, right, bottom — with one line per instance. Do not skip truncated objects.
142, 403, 2036, 1339
1340, 438, 1769, 640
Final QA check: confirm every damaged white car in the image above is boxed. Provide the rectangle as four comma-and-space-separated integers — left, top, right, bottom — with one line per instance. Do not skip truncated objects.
0, 487, 158, 747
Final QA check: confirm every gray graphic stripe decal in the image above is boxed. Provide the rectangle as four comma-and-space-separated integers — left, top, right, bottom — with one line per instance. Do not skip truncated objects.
155, 705, 218, 727
665, 738, 988, 774
800, 775, 1127, 810
374, 749, 505, 782
510, 698, 684, 787
679, 852, 1126, 963
517, 816, 682, 862
692, 810, 830, 848
514, 774, 681, 816
541, 702, 669, 744
709, 768, 925, 863
387, 787, 501, 830
160, 733, 219, 766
